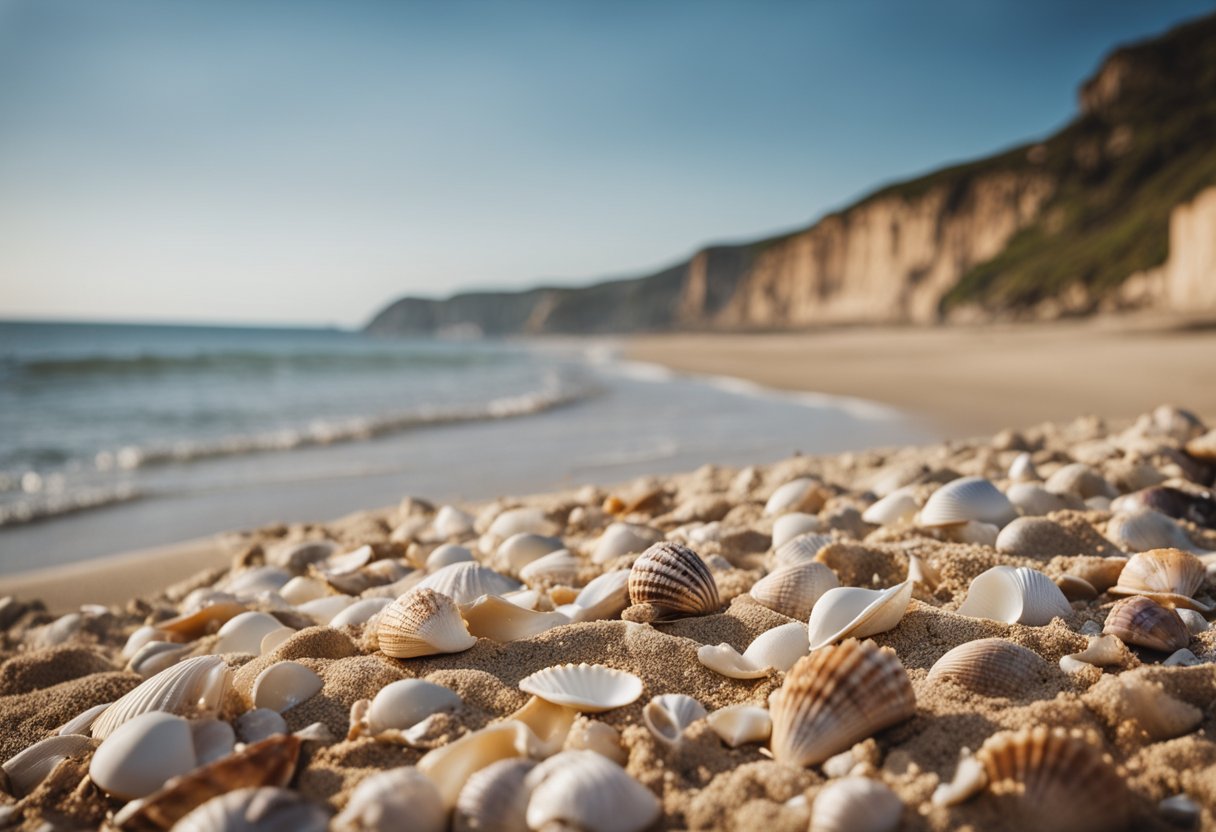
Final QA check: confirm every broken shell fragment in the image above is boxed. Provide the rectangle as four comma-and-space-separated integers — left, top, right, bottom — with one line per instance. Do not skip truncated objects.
1102, 596, 1190, 653
706, 705, 772, 748
623, 541, 720, 623
1059, 634, 1130, 674
697, 621, 809, 679
461, 594, 569, 642
956, 566, 1072, 626
806, 580, 913, 651
927, 638, 1050, 697
749, 562, 839, 621
518, 663, 643, 713
376, 588, 477, 659
642, 694, 707, 748
251, 661, 323, 713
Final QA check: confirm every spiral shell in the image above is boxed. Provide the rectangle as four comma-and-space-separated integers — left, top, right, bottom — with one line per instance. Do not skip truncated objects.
927, 638, 1050, 697
919, 477, 1017, 528
376, 588, 477, 659
1102, 595, 1190, 652
642, 694, 707, 748
1107, 548, 1209, 611
91, 655, 230, 740
518, 663, 643, 713
810, 777, 903, 832
956, 566, 1073, 626
332, 767, 445, 832
622, 541, 721, 623
749, 563, 839, 620
769, 639, 915, 767
806, 580, 913, 651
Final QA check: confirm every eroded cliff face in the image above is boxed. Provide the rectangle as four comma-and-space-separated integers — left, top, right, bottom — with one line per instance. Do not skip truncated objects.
1166, 186, 1216, 311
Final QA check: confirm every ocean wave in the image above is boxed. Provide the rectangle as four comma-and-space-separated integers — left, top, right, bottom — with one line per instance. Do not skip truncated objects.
0, 484, 142, 528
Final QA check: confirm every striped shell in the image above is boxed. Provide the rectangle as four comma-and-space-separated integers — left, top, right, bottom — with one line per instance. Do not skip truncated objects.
376, 588, 477, 659
1102, 596, 1190, 653
956, 566, 1073, 626
773, 533, 835, 569
416, 562, 521, 606
91, 655, 230, 740
642, 694, 707, 748
919, 477, 1017, 528
769, 639, 915, 767
927, 639, 1050, 697
518, 663, 643, 713
749, 563, 839, 620
806, 580, 913, 651
2, 735, 95, 797
811, 777, 903, 832
453, 758, 535, 832
622, 542, 720, 623
1108, 548, 1209, 611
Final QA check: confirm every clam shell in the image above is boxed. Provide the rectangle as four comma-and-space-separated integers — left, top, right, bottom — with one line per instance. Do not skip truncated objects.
806, 580, 913, 651
416, 562, 522, 606
487, 506, 554, 541
1044, 462, 1116, 500
252, 661, 322, 713
698, 621, 809, 679
127, 641, 194, 678
495, 533, 564, 575
158, 601, 247, 639
861, 488, 918, 526
1007, 452, 1039, 483
919, 477, 1017, 528
453, 757, 534, 832
328, 597, 393, 629
642, 694, 707, 748
2, 735, 96, 797
562, 569, 630, 622
89, 712, 197, 800
462, 594, 569, 642
295, 594, 354, 624
772, 512, 824, 549
418, 721, 534, 809
191, 718, 237, 765
769, 639, 915, 767
172, 787, 328, 832
332, 767, 445, 832
278, 576, 329, 606
1102, 595, 1190, 652
955, 566, 1072, 626
1107, 547, 1209, 611
524, 750, 661, 832
1111, 485, 1216, 529
811, 776, 903, 832
91, 655, 230, 740
426, 544, 475, 572
376, 588, 477, 659
773, 533, 836, 568
749, 563, 839, 620
1106, 509, 1200, 554
622, 541, 720, 623
764, 478, 828, 516
518, 549, 582, 587
122, 625, 170, 660
434, 505, 476, 539
591, 523, 662, 565
222, 566, 292, 599
1005, 483, 1078, 517
518, 663, 643, 713
706, 705, 772, 747
926, 638, 1049, 697
260, 627, 296, 656
215, 612, 289, 655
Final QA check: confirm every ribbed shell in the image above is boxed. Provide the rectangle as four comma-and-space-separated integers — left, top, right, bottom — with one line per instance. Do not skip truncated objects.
773, 533, 835, 569
453, 757, 535, 832
769, 639, 915, 767
749, 563, 839, 620
1102, 596, 1190, 652
623, 542, 720, 623
919, 477, 1017, 528
172, 787, 329, 832
518, 663, 643, 713
91, 655, 230, 740
2, 734, 95, 797
926, 639, 1049, 697
810, 777, 903, 832
416, 562, 521, 606
376, 588, 477, 659
955, 566, 1073, 626
1108, 548, 1206, 610
642, 694, 707, 747
524, 750, 661, 832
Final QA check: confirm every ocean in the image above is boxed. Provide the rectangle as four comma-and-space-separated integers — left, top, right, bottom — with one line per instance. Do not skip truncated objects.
0, 321, 934, 574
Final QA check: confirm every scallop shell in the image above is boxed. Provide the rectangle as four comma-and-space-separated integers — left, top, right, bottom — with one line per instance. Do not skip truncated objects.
642, 694, 707, 748
919, 477, 1018, 528
416, 562, 522, 606
89, 712, 197, 800
518, 549, 583, 586
861, 488, 919, 526
518, 663, 643, 713
591, 522, 662, 565
426, 544, 475, 572
1059, 634, 1130, 673
698, 621, 809, 679
328, 597, 393, 629
1005, 483, 1079, 517
453, 757, 534, 832
1107, 547, 1210, 611
764, 478, 828, 516
332, 767, 445, 832
215, 612, 289, 655
926, 639, 1049, 697
495, 533, 564, 575
706, 705, 772, 747
810, 776, 903, 832
524, 750, 661, 832
561, 569, 631, 622
955, 566, 1072, 626
1102, 595, 1190, 652
461, 594, 569, 642
434, 505, 476, 539
1007, 452, 1039, 483
1106, 508, 1201, 554
750, 563, 839, 621
91, 655, 230, 740
772, 512, 824, 549
622, 541, 721, 623
2, 735, 95, 797
806, 580, 913, 651
773, 533, 836, 568
376, 588, 477, 659
172, 787, 329, 832
769, 639, 915, 767
251, 661, 322, 713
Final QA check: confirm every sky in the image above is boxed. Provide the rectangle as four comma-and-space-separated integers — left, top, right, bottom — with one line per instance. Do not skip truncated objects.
1, 0, 1213, 328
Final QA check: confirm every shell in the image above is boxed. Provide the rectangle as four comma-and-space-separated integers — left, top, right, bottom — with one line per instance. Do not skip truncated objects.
955, 566, 1072, 626
295, 594, 354, 624
591, 522, 662, 565
2, 735, 96, 797
1055, 574, 1098, 601
1106, 509, 1201, 554
461, 594, 569, 642
376, 588, 478, 659
1083, 673, 1202, 742
416, 562, 522, 606
518, 549, 583, 586
769, 639, 915, 767
561, 570, 631, 622
764, 478, 828, 516
215, 612, 289, 655
495, 533, 564, 575
622, 541, 720, 623
172, 787, 328, 832
1185, 428, 1216, 462
1059, 634, 1130, 673
564, 717, 627, 765
1102, 596, 1190, 652
1107, 548, 1210, 611
91, 655, 230, 740
698, 621, 809, 679
773, 533, 836, 568
328, 597, 393, 629
749, 563, 839, 620
974, 727, 1130, 832
1067, 556, 1129, 593
861, 488, 918, 526
524, 750, 661, 832
251, 661, 323, 713
1044, 462, 1117, 500
57, 702, 109, 737
434, 505, 476, 538
1007, 452, 1039, 483
158, 601, 247, 639
926, 639, 1050, 697
222, 566, 292, 599
518, 663, 643, 712
993, 517, 1071, 557
417, 721, 534, 808
1005, 483, 1078, 517
918, 477, 1017, 528
642, 694, 707, 748
772, 512, 824, 549
810, 777, 903, 832
266, 539, 339, 572
89, 712, 197, 800
806, 580, 913, 651
122, 625, 170, 659
506, 696, 577, 757
235, 709, 288, 744
278, 576, 330, 606
487, 506, 555, 542
127, 641, 194, 678
191, 718, 237, 765
453, 757, 534, 832
941, 520, 999, 547
1111, 485, 1216, 529
426, 544, 475, 572
706, 705, 772, 747
332, 767, 445, 832
1178, 608, 1209, 634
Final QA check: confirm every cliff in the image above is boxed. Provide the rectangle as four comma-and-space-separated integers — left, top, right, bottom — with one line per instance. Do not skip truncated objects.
366, 13, 1216, 336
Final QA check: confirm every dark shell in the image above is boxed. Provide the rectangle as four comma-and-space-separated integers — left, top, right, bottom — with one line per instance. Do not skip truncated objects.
1102, 596, 1190, 653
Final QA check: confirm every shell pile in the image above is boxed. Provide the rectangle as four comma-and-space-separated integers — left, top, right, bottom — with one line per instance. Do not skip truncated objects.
0, 403, 1214, 830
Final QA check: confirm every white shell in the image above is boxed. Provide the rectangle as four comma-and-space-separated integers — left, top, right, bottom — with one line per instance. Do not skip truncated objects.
462, 594, 570, 642
642, 694, 707, 747
488, 507, 554, 541
279, 576, 330, 606
918, 477, 1017, 528
591, 523, 662, 564
1008, 452, 1039, 483
121, 625, 166, 660
417, 562, 522, 606
496, 533, 564, 574
260, 627, 295, 655
434, 505, 476, 539
806, 580, 913, 650
57, 702, 109, 737
706, 705, 772, 747
190, 718, 237, 765
376, 588, 478, 659
295, 594, 355, 624
1059, 634, 1130, 673
215, 612, 289, 655
765, 478, 826, 516
222, 566, 292, 599
772, 513, 823, 549
89, 712, 197, 800
173, 787, 328, 832
525, 750, 661, 832
749, 562, 839, 621
1045, 462, 1116, 499
1106, 509, 1202, 554
91, 655, 230, 740
426, 544, 475, 571
861, 488, 919, 526
236, 708, 288, 744
252, 661, 323, 713
417, 721, 535, 808
956, 566, 1073, 625
561, 569, 631, 622
698, 622, 809, 679
453, 757, 534, 832
1005, 483, 1077, 517
811, 777, 903, 832
366, 679, 461, 735
127, 641, 193, 678
942, 520, 999, 547
328, 597, 393, 629
519, 663, 643, 712
2, 734, 95, 796
773, 533, 836, 568
333, 767, 445, 832
519, 549, 583, 586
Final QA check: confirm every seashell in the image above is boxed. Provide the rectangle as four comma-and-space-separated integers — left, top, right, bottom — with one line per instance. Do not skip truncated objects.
278, 576, 330, 606
1005, 483, 1079, 517
252, 661, 322, 713
1106, 508, 1204, 554
453, 757, 535, 832
564, 717, 626, 765
1007, 452, 1039, 483
1151, 404, 1205, 440
590, 522, 662, 565
974, 726, 1130, 832
1055, 574, 1098, 601
698, 621, 809, 679
919, 477, 1017, 528
806, 580, 913, 651
122, 625, 171, 660
932, 751, 987, 807
749, 562, 839, 620
462, 594, 569, 642
434, 505, 476, 539
1107, 547, 1211, 612
266, 539, 339, 572
1159, 794, 1202, 828
89, 712, 197, 800
487, 506, 554, 541
236, 709, 287, 744
495, 533, 564, 575
418, 721, 535, 808
940, 520, 998, 547
91, 655, 230, 740
2, 735, 96, 797
1084, 673, 1201, 742
1185, 428, 1216, 462
332, 767, 445, 832
1086, 496, 1112, 512
215, 612, 290, 655
518, 549, 583, 587
502, 587, 542, 609
769, 639, 915, 767
706, 705, 772, 747
222, 566, 292, 599
861, 488, 918, 526
1164, 648, 1202, 667
1102, 596, 1189, 652
1067, 556, 1129, 594
416, 562, 522, 607
519, 663, 642, 713
506, 696, 577, 757
810, 776, 903, 832
57, 702, 110, 736
260, 627, 295, 655
328, 597, 393, 629
1111, 485, 1216, 529
525, 750, 661, 832
994, 517, 1072, 557
1044, 462, 1117, 500
376, 588, 477, 659
927, 639, 1049, 697
426, 543, 475, 571
191, 718, 237, 765
956, 566, 1072, 626
127, 641, 194, 678
1177, 608, 1209, 634
172, 787, 328, 832
622, 541, 720, 623
642, 694, 707, 748
764, 478, 828, 516
158, 600, 247, 639
560, 569, 631, 622
318, 544, 374, 576
295, 594, 355, 624
773, 533, 836, 568
772, 512, 824, 549
1059, 634, 1130, 673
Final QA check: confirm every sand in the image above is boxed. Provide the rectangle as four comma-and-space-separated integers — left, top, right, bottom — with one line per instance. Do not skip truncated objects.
0, 405, 1214, 830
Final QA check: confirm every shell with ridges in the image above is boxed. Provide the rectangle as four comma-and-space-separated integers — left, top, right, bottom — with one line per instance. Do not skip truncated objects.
416, 562, 521, 607
376, 588, 477, 659
642, 694, 707, 748
918, 477, 1017, 528
2, 735, 96, 797
251, 661, 323, 713
749, 562, 839, 621
524, 750, 661, 832
698, 621, 809, 679
622, 541, 720, 623
956, 566, 1072, 626
171, 787, 329, 832
89, 712, 197, 800
810, 776, 903, 832
706, 705, 772, 747
806, 580, 913, 651
453, 757, 535, 832
927, 638, 1050, 697
773, 533, 835, 569
1102, 595, 1189, 652
518, 663, 642, 713
1107, 547, 1211, 612
91, 655, 230, 740
332, 767, 445, 832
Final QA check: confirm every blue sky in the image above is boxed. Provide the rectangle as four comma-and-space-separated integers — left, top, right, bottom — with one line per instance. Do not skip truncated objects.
1, 0, 1212, 326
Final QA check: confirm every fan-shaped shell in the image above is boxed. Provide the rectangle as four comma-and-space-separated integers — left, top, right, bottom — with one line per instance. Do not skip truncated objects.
376, 588, 477, 659
461, 594, 569, 642
1102, 596, 1189, 652
591, 522, 662, 565
642, 694, 707, 748
2, 734, 95, 797
252, 661, 322, 713
927, 638, 1049, 696
764, 478, 828, 516
861, 488, 918, 526
416, 562, 521, 607
1107, 548, 1208, 611
773, 533, 836, 568
772, 512, 823, 549
91, 655, 230, 740
811, 777, 903, 832
698, 621, 809, 679
89, 712, 197, 800
525, 750, 661, 832
518, 663, 642, 713
214, 612, 287, 656
622, 541, 720, 623
453, 757, 534, 832
518, 549, 582, 586
1106, 509, 1198, 554
769, 639, 915, 767
806, 580, 913, 651
706, 705, 772, 747
172, 787, 329, 832
919, 477, 1017, 528
561, 569, 631, 622
332, 767, 445, 832
955, 566, 1072, 626
750, 563, 839, 621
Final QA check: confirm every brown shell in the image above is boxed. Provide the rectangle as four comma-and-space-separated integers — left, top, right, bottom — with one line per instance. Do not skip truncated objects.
1108, 548, 1205, 606
1065, 557, 1128, 594
622, 542, 720, 623
749, 563, 839, 620
926, 639, 1050, 697
1102, 596, 1190, 653
769, 639, 915, 767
